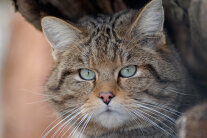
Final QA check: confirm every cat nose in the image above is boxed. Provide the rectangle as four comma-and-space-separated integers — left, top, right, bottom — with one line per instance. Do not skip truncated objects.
99, 92, 114, 105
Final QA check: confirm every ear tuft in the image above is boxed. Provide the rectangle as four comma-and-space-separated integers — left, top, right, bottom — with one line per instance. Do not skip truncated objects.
131, 0, 164, 36
41, 16, 81, 49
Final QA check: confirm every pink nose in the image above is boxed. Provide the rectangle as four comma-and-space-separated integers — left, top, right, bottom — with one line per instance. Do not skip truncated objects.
99, 92, 114, 105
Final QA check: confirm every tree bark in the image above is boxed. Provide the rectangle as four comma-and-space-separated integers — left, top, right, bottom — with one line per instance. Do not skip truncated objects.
163, 0, 207, 97
12, 0, 151, 30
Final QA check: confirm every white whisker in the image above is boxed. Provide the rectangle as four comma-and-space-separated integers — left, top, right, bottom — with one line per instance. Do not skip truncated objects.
166, 87, 196, 96
135, 108, 175, 136
78, 114, 92, 138
127, 109, 145, 136
58, 110, 84, 138
139, 102, 180, 117
136, 103, 176, 123
19, 88, 56, 97
132, 109, 173, 136
41, 107, 77, 138
134, 98, 182, 114
44, 107, 80, 138
69, 113, 89, 138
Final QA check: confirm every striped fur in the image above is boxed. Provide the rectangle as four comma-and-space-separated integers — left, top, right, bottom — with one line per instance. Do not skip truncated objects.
42, 0, 198, 137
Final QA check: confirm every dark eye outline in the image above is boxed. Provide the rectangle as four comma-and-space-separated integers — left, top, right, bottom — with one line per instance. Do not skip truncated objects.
119, 65, 137, 78
78, 68, 96, 81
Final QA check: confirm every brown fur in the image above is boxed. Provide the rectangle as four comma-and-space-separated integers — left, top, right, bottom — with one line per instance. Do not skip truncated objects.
42, 0, 199, 137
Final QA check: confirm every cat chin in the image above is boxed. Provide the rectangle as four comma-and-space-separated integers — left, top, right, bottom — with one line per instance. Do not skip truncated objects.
94, 111, 129, 129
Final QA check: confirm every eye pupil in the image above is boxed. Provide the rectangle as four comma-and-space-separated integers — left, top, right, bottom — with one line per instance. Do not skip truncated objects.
79, 68, 95, 80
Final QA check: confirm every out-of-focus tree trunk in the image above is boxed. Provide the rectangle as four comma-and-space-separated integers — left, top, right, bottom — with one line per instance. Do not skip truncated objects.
163, 0, 207, 97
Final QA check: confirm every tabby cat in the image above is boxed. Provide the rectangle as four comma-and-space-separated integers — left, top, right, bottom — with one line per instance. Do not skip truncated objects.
41, 0, 198, 137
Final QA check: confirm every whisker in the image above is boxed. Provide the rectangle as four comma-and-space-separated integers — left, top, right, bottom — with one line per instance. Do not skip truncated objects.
57, 110, 84, 138
132, 109, 173, 137
69, 113, 89, 138
43, 107, 80, 138
78, 114, 92, 138
152, 86, 196, 96
41, 105, 81, 138
133, 98, 182, 114
136, 105, 176, 131
41, 108, 75, 138
135, 108, 175, 136
165, 87, 196, 96
19, 88, 56, 97
138, 102, 181, 117
136, 103, 176, 123
126, 109, 145, 136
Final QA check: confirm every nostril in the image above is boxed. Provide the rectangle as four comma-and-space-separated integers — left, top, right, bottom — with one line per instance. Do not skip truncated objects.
109, 95, 114, 100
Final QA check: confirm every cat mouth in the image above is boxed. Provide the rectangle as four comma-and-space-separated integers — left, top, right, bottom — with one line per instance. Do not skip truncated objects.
104, 106, 113, 111
106, 109, 112, 112
102, 107, 118, 114
94, 106, 129, 128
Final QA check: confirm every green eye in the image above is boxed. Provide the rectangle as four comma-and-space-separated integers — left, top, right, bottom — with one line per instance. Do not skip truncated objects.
120, 65, 137, 78
79, 68, 95, 80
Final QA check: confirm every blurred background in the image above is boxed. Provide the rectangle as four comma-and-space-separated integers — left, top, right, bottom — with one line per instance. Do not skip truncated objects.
1, 0, 207, 138
0, 0, 13, 137
0, 0, 60, 138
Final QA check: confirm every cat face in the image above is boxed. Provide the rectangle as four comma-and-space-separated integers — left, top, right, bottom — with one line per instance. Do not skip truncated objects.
42, 0, 194, 136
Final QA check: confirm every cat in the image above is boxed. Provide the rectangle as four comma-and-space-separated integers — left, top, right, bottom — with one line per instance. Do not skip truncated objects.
41, 0, 199, 137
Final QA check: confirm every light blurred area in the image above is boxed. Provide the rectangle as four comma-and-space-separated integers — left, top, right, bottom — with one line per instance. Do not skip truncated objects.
0, 0, 14, 137
0, 0, 61, 138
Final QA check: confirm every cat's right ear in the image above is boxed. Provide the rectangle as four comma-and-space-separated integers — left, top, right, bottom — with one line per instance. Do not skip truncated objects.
41, 16, 82, 61
41, 16, 82, 49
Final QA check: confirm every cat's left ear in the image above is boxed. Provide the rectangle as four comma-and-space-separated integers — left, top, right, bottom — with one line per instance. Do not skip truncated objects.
41, 16, 82, 49
130, 0, 164, 37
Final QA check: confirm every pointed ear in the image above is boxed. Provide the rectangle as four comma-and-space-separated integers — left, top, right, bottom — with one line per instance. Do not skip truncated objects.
131, 0, 164, 36
41, 16, 82, 49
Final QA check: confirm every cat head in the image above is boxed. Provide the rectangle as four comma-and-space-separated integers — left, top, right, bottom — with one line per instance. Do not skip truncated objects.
41, 0, 191, 136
